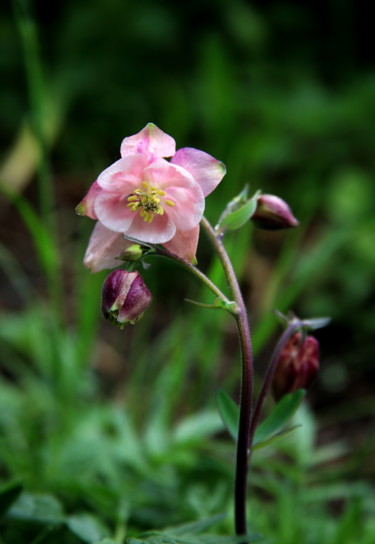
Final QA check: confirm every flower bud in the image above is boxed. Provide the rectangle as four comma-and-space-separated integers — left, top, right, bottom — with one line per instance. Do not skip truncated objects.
252, 194, 299, 230
102, 269, 152, 327
273, 332, 319, 400
119, 244, 144, 262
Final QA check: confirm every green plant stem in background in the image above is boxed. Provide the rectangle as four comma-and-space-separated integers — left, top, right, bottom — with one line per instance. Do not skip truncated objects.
13, 0, 54, 230
200, 217, 253, 536
12, 0, 62, 316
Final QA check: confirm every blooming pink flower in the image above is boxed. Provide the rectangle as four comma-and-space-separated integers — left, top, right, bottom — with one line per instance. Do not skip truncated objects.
77, 123, 225, 271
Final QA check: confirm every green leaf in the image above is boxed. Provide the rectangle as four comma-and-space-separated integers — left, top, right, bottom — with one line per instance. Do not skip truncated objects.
0, 483, 23, 520
8, 492, 65, 524
253, 389, 305, 445
173, 411, 223, 444
216, 389, 239, 441
66, 513, 109, 543
164, 514, 226, 536
252, 424, 302, 451
216, 189, 260, 233
126, 516, 259, 544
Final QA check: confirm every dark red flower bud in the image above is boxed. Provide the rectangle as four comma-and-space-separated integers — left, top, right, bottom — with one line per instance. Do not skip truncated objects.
252, 194, 299, 230
102, 269, 152, 327
273, 332, 319, 400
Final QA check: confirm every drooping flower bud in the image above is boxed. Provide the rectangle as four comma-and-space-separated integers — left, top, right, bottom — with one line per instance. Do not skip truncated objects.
252, 194, 299, 230
272, 332, 319, 400
101, 269, 152, 327
119, 244, 145, 262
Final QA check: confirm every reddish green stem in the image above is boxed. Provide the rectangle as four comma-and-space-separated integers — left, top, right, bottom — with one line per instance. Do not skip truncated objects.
200, 217, 253, 536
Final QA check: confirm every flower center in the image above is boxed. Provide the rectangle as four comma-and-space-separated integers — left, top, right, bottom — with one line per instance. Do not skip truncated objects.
127, 181, 175, 223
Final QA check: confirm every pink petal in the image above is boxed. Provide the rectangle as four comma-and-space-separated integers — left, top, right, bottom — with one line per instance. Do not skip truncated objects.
84, 222, 131, 273
126, 211, 176, 244
96, 155, 148, 192
171, 147, 226, 197
162, 225, 200, 263
163, 184, 204, 231
75, 181, 102, 220
120, 123, 176, 159
144, 159, 205, 231
94, 191, 136, 233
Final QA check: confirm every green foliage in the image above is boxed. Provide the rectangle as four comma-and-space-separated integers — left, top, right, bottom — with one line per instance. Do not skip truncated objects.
253, 390, 305, 446
125, 515, 260, 544
217, 388, 305, 451
216, 187, 260, 234
216, 389, 239, 441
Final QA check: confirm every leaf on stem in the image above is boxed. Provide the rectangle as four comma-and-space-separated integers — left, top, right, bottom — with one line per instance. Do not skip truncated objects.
252, 424, 302, 451
253, 389, 305, 446
216, 187, 261, 233
216, 389, 239, 441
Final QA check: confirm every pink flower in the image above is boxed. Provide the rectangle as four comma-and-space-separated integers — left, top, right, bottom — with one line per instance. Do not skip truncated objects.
77, 123, 225, 271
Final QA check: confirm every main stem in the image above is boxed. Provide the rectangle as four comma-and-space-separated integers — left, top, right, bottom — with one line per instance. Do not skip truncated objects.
200, 218, 253, 536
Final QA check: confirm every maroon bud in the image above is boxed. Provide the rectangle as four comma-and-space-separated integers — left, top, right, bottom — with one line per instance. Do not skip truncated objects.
102, 269, 152, 327
273, 332, 319, 400
252, 194, 299, 230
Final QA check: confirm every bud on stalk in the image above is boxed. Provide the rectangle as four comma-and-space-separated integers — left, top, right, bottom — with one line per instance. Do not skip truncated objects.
102, 269, 152, 327
252, 194, 299, 230
272, 332, 319, 400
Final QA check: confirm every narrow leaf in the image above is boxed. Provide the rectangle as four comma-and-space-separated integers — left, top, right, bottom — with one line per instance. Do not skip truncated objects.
254, 389, 305, 444
217, 185, 249, 227
164, 513, 226, 536
218, 192, 260, 232
216, 389, 239, 441
252, 424, 302, 450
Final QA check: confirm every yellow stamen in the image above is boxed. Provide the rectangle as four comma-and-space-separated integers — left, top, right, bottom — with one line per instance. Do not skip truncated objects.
127, 181, 171, 223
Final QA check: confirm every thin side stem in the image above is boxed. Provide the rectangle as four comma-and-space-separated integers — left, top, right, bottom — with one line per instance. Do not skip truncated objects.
200, 217, 253, 536
249, 321, 300, 445
154, 246, 235, 311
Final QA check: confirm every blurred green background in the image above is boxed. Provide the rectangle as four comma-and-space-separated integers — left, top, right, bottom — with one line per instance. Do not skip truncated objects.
0, 0, 374, 542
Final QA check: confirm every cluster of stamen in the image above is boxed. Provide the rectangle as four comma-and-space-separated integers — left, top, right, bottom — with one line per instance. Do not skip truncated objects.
127, 181, 175, 223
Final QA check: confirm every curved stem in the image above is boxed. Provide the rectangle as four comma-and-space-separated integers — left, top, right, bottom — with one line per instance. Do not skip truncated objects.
200, 217, 253, 536
248, 321, 300, 447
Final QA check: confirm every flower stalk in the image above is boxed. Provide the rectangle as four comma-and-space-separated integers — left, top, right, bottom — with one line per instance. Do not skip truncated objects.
200, 217, 253, 536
